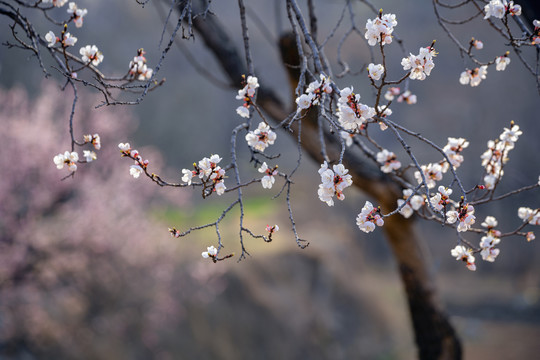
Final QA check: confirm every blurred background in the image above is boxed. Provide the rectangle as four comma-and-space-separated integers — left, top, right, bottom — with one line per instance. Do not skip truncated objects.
0, 0, 539, 359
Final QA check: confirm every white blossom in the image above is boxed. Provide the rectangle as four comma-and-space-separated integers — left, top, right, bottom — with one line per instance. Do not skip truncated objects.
364, 13, 397, 46
484, 0, 506, 19
495, 55, 511, 71
130, 164, 143, 178
450, 245, 476, 271
518, 207, 540, 225
83, 150, 97, 162
43, 0, 68, 7
479, 234, 501, 262
236, 106, 250, 118
368, 63, 385, 81
62, 33, 77, 47
397, 90, 416, 104
45, 31, 57, 47
182, 169, 195, 185
460, 65, 488, 87
340, 131, 354, 147
443, 137, 469, 169
376, 149, 401, 173
84, 133, 100, 150
80, 45, 103, 66
414, 163, 443, 189
67, 2, 88, 28
356, 201, 384, 233
118, 142, 131, 152
472, 39, 483, 49
397, 189, 424, 218
384, 87, 400, 101
53, 151, 79, 172
202, 245, 218, 259
401, 46, 436, 81
214, 181, 226, 195
317, 162, 353, 206
336, 87, 375, 130
245, 122, 277, 152
295, 74, 332, 112
428, 186, 452, 212
258, 162, 278, 189
447, 204, 476, 232
481, 216, 498, 228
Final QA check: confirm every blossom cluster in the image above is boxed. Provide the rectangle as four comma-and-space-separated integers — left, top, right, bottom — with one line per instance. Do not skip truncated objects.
266, 224, 279, 241
376, 149, 401, 173
450, 245, 476, 271
258, 162, 278, 189
401, 45, 436, 81
236, 75, 259, 118
495, 53, 511, 71
128, 49, 153, 81
479, 216, 501, 262
384, 87, 417, 105
532, 20, 540, 45
460, 65, 488, 87
317, 162, 353, 206
368, 63, 385, 81
118, 143, 149, 179
518, 207, 540, 226
45, 30, 77, 48
201, 245, 218, 259
484, 0, 521, 20
356, 201, 384, 233
83, 133, 101, 150
67, 2, 88, 28
443, 137, 469, 170
446, 203, 476, 232
52, 133, 101, 172
42, 0, 68, 7
181, 154, 226, 195
53, 151, 79, 172
336, 87, 375, 130
480, 122, 522, 189
295, 74, 332, 112
414, 163, 443, 189
80, 45, 103, 67
365, 12, 397, 46
429, 186, 453, 212
245, 122, 277, 152
397, 189, 424, 218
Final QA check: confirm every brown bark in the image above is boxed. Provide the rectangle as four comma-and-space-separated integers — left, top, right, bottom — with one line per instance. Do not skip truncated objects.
186, 3, 462, 359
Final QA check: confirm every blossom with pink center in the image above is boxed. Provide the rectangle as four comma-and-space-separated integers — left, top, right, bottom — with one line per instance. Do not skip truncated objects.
258, 162, 278, 189
446, 203, 476, 232
245, 122, 277, 152
356, 201, 384, 233
201, 245, 218, 259
295, 74, 332, 112
401, 45, 436, 81
414, 163, 443, 189
450, 245, 476, 271
376, 149, 401, 173
53, 151, 79, 172
364, 13, 397, 46
397, 188, 424, 218
368, 63, 385, 81
317, 161, 353, 206
67, 2, 88, 28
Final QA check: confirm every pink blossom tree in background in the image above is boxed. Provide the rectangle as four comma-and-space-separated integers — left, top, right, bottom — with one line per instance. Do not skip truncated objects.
1, 0, 540, 359
0, 85, 221, 358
